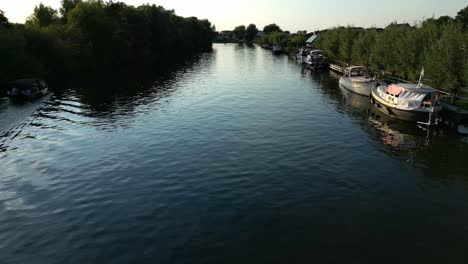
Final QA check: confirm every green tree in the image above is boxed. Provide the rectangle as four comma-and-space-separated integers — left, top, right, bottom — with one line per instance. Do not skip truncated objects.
456, 5, 468, 29
315, 29, 340, 59
351, 30, 376, 66
287, 34, 307, 49
27, 3, 59, 27
423, 21, 467, 94
245, 24, 258, 42
374, 24, 406, 74
338, 27, 362, 63
268, 31, 283, 45
263, 23, 282, 33
0, 10, 9, 26
0, 1, 215, 85
233, 25, 246, 41
60, 0, 82, 23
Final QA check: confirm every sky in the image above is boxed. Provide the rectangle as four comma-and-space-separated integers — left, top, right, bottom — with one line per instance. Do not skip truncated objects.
2, 0, 467, 31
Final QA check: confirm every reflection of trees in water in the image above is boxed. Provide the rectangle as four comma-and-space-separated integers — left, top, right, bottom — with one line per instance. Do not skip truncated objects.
299, 68, 343, 103
368, 111, 424, 149
50, 53, 216, 124
412, 133, 468, 184
366, 109, 468, 184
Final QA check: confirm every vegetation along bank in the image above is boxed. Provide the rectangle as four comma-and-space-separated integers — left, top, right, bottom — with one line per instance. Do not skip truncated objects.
0, 0, 216, 87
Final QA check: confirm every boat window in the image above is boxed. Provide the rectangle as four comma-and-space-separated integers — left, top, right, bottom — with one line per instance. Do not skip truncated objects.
350, 69, 367, 77
423, 94, 431, 102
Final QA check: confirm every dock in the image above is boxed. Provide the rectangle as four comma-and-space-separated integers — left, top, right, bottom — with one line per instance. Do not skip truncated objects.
441, 102, 468, 125
328, 59, 348, 74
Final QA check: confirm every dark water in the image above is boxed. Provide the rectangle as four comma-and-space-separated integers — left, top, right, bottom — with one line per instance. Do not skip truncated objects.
1, 44, 468, 263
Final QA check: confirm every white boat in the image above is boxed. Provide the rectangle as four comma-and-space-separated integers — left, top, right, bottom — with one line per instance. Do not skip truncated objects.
370, 83, 442, 123
272, 44, 284, 54
297, 48, 308, 63
305, 50, 327, 69
339, 66, 376, 96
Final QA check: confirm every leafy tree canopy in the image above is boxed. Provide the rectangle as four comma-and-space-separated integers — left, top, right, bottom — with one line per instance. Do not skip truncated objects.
263, 23, 282, 33
0, 10, 9, 26
26, 3, 59, 27
245, 24, 258, 42
60, 0, 82, 22
456, 5, 468, 28
233, 25, 246, 40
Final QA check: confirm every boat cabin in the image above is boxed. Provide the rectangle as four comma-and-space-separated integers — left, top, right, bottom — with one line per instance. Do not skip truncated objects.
310, 50, 325, 56
344, 66, 370, 78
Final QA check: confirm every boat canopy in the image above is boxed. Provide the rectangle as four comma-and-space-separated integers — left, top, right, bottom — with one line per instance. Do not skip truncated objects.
345, 66, 369, 77
380, 83, 436, 110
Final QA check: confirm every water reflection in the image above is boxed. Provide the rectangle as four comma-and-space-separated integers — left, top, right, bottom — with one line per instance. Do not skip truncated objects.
1, 45, 468, 263
339, 84, 370, 111
369, 111, 423, 147
298, 64, 468, 170
69, 53, 215, 120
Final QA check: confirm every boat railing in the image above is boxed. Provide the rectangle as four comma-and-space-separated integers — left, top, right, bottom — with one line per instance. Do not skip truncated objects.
374, 71, 468, 103
327, 59, 349, 68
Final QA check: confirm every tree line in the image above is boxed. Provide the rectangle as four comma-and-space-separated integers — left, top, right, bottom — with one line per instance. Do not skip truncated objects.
315, 6, 468, 95
0, 0, 215, 86
232, 24, 259, 43
231, 23, 308, 49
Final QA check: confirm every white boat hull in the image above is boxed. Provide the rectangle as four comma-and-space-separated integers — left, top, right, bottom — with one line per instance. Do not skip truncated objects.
339, 77, 375, 96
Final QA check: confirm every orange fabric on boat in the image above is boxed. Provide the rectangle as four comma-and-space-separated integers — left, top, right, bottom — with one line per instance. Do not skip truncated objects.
387, 84, 403, 96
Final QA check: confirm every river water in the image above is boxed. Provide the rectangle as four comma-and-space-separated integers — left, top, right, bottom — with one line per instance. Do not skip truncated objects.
1, 44, 468, 263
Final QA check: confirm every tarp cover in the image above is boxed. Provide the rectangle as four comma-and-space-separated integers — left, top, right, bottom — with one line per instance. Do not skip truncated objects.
387, 84, 403, 96
395, 90, 426, 110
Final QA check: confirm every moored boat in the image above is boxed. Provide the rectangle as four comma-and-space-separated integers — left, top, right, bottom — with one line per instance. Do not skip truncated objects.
304, 50, 327, 69
297, 48, 308, 63
272, 43, 284, 54
370, 83, 442, 123
6, 79, 49, 102
339, 66, 376, 96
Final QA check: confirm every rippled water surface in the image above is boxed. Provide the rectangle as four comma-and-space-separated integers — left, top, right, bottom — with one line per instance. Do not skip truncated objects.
1, 44, 468, 263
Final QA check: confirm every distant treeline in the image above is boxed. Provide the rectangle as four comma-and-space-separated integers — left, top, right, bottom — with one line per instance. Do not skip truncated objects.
0, 0, 215, 86
228, 22, 309, 50
315, 6, 468, 95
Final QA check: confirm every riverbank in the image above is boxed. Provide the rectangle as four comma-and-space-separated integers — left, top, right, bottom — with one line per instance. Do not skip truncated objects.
0, 1, 215, 87
313, 15, 467, 96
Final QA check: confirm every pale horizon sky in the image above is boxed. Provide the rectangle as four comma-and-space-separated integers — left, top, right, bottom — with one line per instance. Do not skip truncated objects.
2, 0, 466, 32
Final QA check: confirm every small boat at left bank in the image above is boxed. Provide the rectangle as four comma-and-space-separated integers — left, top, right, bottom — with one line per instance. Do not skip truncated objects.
6, 79, 49, 102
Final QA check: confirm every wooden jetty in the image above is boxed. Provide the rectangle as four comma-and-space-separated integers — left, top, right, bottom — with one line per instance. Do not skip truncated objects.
441, 102, 468, 125
328, 59, 349, 74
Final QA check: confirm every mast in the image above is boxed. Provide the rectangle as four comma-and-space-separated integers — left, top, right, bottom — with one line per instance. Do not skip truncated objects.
417, 67, 424, 88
